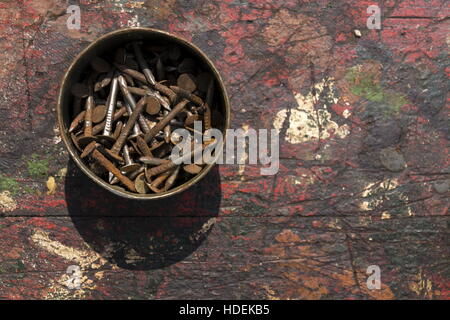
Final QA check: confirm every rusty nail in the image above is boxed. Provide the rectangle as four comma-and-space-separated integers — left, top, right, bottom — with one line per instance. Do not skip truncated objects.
164, 125, 171, 144
128, 166, 145, 181
127, 86, 147, 96
118, 75, 151, 134
69, 110, 86, 133
183, 163, 203, 175
144, 99, 188, 143
136, 136, 153, 157
113, 121, 123, 140
71, 132, 82, 152
109, 95, 146, 155
114, 63, 147, 83
132, 42, 156, 86
120, 145, 141, 173
134, 172, 149, 194
124, 100, 142, 139
163, 165, 180, 191
139, 156, 170, 166
92, 104, 107, 123
145, 95, 161, 115
97, 73, 119, 143
170, 85, 204, 106
78, 82, 96, 147
94, 69, 113, 92
177, 73, 197, 93
82, 141, 136, 192
92, 107, 127, 136
144, 159, 178, 178
203, 102, 212, 131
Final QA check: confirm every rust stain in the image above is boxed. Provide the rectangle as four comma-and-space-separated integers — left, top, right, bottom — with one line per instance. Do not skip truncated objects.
409, 269, 435, 299
275, 229, 301, 243
263, 240, 395, 299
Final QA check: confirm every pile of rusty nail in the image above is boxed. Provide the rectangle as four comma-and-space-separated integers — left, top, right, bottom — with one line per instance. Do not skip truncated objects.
68, 42, 217, 194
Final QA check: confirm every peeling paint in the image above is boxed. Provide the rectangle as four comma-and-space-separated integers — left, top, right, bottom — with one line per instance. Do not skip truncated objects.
381, 212, 391, 220
275, 229, 301, 243
57, 167, 68, 179
0, 191, 17, 212
409, 269, 434, 299
30, 229, 107, 268
190, 218, 216, 242
359, 179, 413, 216
44, 272, 96, 300
30, 229, 111, 299
46, 176, 56, 195
273, 78, 350, 144
262, 285, 280, 300
345, 63, 408, 116
53, 125, 61, 144
342, 109, 351, 118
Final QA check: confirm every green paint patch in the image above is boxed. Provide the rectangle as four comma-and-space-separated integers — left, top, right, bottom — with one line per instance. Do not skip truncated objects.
0, 174, 19, 195
22, 185, 36, 195
25, 154, 49, 179
345, 66, 408, 116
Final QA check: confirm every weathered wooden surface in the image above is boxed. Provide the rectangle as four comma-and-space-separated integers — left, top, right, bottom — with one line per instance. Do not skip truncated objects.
0, 0, 448, 299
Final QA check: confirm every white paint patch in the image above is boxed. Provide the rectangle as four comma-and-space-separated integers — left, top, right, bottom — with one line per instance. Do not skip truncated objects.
112, 0, 141, 27
31, 229, 107, 268
381, 212, 391, 219
46, 176, 57, 195
0, 191, 17, 212
31, 229, 111, 299
343, 109, 351, 118
53, 125, 61, 144
360, 179, 398, 211
359, 179, 413, 216
273, 78, 350, 144
126, 15, 140, 27
286, 174, 315, 186
190, 218, 216, 242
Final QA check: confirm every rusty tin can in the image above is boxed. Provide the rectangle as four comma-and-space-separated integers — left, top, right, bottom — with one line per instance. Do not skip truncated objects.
57, 28, 230, 200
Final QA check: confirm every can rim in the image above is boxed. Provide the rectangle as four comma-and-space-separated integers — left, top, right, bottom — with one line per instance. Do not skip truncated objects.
57, 27, 231, 200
